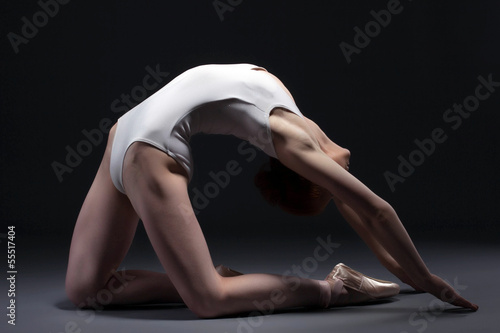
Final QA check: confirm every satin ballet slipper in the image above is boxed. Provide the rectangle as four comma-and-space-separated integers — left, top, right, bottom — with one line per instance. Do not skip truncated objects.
326, 263, 400, 302
215, 264, 244, 277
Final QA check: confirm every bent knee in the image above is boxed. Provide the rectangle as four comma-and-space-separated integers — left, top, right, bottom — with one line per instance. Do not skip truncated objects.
65, 275, 103, 307
187, 297, 227, 319
65, 271, 120, 308
65, 281, 96, 307
182, 283, 228, 318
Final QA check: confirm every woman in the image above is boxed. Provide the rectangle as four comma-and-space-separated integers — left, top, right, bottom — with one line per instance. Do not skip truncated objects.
65, 64, 478, 318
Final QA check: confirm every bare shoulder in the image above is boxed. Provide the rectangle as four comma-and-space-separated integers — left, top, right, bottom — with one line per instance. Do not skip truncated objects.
269, 108, 321, 151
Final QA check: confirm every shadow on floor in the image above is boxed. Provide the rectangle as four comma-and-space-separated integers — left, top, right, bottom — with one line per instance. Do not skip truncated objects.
54, 297, 404, 321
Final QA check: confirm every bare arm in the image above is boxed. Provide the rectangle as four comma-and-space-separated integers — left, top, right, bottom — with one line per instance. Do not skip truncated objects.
270, 113, 478, 310
332, 197, 423, 291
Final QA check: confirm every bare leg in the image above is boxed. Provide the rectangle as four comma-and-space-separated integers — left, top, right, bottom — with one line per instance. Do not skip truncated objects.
65, 125, 182, 307
121, 142, 334, 318
66, 127, 339, 315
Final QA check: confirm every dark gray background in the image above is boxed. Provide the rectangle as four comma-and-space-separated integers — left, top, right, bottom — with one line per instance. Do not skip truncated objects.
2, 0, 499, 240
0, 1, 499, 332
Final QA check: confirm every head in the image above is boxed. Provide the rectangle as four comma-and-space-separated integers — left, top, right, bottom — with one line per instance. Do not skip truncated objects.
254, 158, 332, 216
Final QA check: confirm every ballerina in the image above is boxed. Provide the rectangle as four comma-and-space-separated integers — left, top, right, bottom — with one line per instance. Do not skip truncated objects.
65, 64, 477, 318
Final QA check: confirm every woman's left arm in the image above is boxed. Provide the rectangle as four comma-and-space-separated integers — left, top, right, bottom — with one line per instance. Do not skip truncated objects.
271, 118, 477, 310
332, 197, 422, 291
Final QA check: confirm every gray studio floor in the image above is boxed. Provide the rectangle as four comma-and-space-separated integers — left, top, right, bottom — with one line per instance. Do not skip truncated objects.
3, 234, 499, 333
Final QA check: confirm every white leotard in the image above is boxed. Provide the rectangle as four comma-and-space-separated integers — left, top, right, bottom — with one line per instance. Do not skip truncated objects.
110, 63, 303, 194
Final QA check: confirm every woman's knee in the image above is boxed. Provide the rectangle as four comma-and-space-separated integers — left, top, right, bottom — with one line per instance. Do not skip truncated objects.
182, 280, 228, 318
65, 277, 98, 307
186, 295, 227, 319
65, 269, 120, 308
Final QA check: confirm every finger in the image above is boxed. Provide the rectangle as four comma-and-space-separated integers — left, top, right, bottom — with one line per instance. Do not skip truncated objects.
450, 294, 478, 311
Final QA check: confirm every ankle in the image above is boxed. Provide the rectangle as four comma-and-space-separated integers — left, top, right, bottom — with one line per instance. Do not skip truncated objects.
318, 280, 331, 308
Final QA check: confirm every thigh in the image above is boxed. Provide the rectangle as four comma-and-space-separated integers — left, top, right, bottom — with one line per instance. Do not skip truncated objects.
66, 125, 139, 290
122, 143, 222, 308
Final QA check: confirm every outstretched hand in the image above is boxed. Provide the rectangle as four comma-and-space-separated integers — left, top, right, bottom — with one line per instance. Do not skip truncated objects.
422, 274, 478, 311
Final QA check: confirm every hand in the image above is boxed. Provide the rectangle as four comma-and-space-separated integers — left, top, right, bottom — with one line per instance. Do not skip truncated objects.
421, 274, 478, 311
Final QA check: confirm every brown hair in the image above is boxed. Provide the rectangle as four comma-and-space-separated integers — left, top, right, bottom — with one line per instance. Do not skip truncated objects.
254, 158, 330, 216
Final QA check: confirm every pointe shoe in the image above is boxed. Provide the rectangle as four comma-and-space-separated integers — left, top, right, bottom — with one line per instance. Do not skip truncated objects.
215, 264, 243, 277
327, 263, 400, 300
